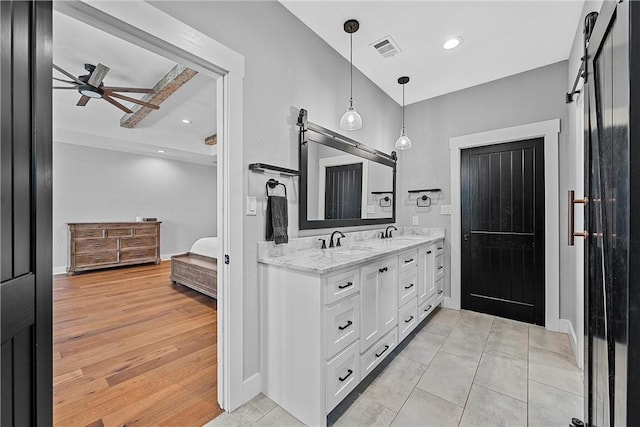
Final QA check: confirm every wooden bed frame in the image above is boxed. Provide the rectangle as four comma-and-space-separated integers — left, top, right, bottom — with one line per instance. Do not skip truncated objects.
170, 252, 217, 298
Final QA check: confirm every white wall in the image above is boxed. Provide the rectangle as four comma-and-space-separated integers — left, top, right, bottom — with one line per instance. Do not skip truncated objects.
397, 60, 568, 312
53, 142, 216, 272
151, 1, 401, 382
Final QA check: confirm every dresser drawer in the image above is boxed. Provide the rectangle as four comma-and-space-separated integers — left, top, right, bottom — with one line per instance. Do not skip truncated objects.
106, 228, 133, 238
326, 341, 360, 413
361, 328, 397, 380
325, 268, 359, 306
134, 227, 158, 236
74, 252, 118, 268
325, 294, 360, 359
398, 249, 417, 271
435, 253, 444, 281
119, 248, 157, 262
418, 294, 438, 323
398, 268, 417, 308
120, 236, 157, 249
74, 238, 117, 254
74, 229, 104, 239
398, 298, 418, 342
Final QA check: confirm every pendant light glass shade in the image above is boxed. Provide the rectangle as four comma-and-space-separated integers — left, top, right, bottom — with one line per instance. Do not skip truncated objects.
395, 127, 412, 150
340, 20, 362, 131
395, 76, 412, 150
340, 99, 363, 131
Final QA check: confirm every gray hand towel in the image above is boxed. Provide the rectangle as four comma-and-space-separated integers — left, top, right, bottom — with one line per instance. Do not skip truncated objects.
266, 195, 288, 244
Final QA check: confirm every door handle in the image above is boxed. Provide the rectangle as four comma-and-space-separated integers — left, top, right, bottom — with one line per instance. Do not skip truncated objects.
463, 234, 469, 241
568, 190, 588, 246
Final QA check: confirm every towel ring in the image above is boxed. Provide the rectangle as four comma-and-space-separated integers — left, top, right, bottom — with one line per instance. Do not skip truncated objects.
417, 195, 431, 207
266, 178, 287, 197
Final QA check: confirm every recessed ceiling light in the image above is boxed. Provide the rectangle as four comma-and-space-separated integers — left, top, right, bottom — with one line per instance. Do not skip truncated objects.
157, 150, 166, 154
443, 36, 463, 50
181, 119, 192, 124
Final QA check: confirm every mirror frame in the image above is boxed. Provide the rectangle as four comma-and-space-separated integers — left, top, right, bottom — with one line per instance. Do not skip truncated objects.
297, 109, 397, 230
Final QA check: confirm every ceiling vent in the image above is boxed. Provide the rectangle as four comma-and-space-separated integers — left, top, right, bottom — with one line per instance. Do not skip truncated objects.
371, 36, 401, 59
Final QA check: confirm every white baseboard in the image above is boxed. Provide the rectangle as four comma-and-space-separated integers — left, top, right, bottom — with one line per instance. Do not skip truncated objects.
557, 318, 580, 367
242, 372, 262, 404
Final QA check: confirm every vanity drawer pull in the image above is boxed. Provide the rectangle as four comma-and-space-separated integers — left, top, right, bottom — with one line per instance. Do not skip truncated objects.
426, 250, 432, 254
404, 283, 414, 290
338, 281, 353, 289
404, 258, 414, 263
339, 369, 353, 382
437, 247, 443, 250
375, 345, 390, 358
404, 315, 414, 324
438, 290, 443, 294
424, 305, 433, 312
438, 266, 444, 270
378, 267, 388, 273
338, 320, 353, 331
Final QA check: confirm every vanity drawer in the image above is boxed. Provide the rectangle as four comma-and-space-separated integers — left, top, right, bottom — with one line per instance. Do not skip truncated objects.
398, 298, 418, 342
435, 253, 444, 281
398, 268, 417, 308
398, 249, 417, 271
361, 328, 397, 380
325, 268, 360, 306
326, 341, 360, 413
325, 294, 360, 359
419, 294, 438, 323
435, 241, 445, 255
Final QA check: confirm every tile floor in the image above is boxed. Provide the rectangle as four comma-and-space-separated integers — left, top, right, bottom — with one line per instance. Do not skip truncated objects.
205, 308, 583, 427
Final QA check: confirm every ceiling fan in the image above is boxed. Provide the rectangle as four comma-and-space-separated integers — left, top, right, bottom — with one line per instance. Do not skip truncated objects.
52, 63, 160, 114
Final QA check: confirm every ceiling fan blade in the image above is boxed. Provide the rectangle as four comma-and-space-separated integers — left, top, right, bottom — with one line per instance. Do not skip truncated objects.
102, 86, 155, 94
77, 95, 91, 106
87, 63, 110, 87
103, 91, 160, 110
53, 77, 78, 85
103, 95, 133, 114
53, 64, 84, 85
53, 86, 78, 89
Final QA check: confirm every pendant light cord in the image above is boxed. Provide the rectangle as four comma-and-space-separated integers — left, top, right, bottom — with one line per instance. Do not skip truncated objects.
402, 84, 405, 128
350, 33, 353, 102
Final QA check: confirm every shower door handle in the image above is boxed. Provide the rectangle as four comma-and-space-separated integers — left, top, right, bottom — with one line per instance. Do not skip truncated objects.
568, 190, 588, 246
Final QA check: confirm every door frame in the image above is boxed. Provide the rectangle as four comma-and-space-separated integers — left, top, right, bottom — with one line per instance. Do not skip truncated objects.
449, 119, 562, 331
318, 155, 368, 219
52, 1, 248, 411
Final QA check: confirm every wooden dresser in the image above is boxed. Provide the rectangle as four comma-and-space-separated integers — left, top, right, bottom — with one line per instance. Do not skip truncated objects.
67, 222, 161, 274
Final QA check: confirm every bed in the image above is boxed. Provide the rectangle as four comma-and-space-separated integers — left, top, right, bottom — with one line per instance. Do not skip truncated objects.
170, 237, 217, 298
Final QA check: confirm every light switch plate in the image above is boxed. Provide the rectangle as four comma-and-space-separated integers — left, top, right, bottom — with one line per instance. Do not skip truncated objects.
367, 205, 375, 214
412, 216, 419, 225
441, 205, 452, 215
246, 196, 257, 216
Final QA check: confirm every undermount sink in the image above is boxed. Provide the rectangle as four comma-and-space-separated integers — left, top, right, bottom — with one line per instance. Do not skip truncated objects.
331, 245, 374, 255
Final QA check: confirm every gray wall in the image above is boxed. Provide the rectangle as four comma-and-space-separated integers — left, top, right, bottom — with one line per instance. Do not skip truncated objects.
53, 142, 217, 271
151, 1, 401, 381
398, 60, 568, 306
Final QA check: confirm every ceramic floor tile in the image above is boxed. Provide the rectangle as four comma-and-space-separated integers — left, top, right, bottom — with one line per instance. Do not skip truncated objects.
253, 406, 305, 426
204, 411, 251, 427
416, 350, 478, 407
528, 380, 583, 427
234, 393, 278, 423
420, 310, 460, 338
363, 354, 427, 412
331, 394, 396, 427
391, 388, 463, 427
529, 325, 574, 356
529, 362, 584, 396
457, 310, 495, 333
529, 346, 579, 371
483, 331, 528, 361
474, 352, 528, 402
491, 317, 529, 338
439, 325, 488, 361
459, 384, 527, 427
400, 331, 446, 366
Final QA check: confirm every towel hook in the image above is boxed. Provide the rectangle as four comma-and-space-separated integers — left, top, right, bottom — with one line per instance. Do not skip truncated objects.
266, 178, 287, 198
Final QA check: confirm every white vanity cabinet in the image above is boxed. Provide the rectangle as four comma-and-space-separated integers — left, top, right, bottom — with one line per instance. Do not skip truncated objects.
260, 235, 445, 427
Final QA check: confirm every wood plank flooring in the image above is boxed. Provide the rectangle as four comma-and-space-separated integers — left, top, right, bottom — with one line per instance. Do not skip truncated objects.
53, 261, 223, 426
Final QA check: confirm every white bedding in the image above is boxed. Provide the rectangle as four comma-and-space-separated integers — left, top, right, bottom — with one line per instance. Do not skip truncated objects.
190, 237, 218, 258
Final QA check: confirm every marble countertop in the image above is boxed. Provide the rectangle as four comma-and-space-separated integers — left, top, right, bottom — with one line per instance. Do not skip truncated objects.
258, 231, 444, 275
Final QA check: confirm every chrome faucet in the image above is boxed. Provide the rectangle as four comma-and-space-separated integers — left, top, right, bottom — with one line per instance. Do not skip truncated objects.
384, 226, 398, 239
329, 231, 345, 248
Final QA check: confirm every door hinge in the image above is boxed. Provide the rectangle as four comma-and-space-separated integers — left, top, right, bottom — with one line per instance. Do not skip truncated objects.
224, 254, 230, 265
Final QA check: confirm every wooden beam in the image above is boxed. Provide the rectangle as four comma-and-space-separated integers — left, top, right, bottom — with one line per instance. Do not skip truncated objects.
204, 134, 217, 146
120, 65, 198, 128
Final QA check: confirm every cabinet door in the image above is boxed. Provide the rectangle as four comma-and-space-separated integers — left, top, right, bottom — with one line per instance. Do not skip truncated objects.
360, 263, 381, 352
378, 257, 398, 337
417, 245, 435, 305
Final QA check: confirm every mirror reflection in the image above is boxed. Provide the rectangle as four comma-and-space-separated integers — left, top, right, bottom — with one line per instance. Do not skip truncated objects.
306, 142, 394, 220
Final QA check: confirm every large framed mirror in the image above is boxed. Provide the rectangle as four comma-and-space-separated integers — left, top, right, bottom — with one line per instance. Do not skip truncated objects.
297, 109, 397, 230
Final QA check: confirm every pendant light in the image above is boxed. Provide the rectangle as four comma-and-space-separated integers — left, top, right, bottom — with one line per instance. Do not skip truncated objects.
395, 76, 412, 150
340, 19, 363, 131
